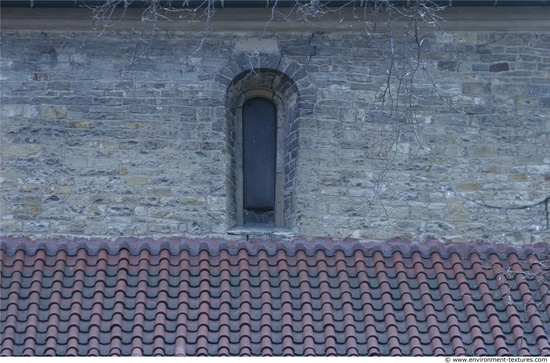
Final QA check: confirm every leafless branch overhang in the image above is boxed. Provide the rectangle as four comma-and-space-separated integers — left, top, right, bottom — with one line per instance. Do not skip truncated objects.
1, 0, 547, 8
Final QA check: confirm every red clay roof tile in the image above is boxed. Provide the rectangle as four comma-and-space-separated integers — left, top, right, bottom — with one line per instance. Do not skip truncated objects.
2, 237, 550, 356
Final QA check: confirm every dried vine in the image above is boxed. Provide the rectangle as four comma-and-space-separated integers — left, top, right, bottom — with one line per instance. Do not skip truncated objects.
85, 0, 549, 231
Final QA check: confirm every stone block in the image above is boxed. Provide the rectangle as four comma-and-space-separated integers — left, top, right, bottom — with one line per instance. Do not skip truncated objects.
66, 121, 94, 128
0, 220, 23, 233
146, 187, 172, 197
462, 82, 491, 95
1, 144, 41, 157
456, 182, 482, 191
489, 62, 510, 72
284, 44, 316, 56
467, 145, 497, 157
437, 61, 458, 71
41, 106, 67, 119
446, 200, 469, 222
125, 176, 150, 185
147, 207, 174, 219
424, 220, 456, 233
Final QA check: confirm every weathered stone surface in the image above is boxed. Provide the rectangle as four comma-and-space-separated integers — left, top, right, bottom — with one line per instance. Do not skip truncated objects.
41, 106, 67, 119
1, 144, 41, 157
489, 62, 510, 72
0, 29, 549, 243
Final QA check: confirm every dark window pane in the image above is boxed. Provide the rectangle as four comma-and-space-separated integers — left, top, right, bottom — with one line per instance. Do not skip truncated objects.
242, 97, 276, 210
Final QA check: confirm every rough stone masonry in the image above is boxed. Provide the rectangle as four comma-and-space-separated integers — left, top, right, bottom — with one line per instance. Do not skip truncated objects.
1, 26, 549, 244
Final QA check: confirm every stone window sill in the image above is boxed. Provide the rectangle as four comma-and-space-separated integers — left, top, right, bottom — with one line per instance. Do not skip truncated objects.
227, 225, 295, 239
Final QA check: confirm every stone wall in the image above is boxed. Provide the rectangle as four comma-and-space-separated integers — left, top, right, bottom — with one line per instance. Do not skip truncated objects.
1, 29, 549, 243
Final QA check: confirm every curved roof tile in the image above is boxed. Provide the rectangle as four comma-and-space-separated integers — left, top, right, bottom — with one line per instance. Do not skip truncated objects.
1, 237, 550, 356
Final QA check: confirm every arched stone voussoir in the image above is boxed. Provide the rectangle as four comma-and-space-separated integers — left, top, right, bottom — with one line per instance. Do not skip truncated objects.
216, 53, 316, 105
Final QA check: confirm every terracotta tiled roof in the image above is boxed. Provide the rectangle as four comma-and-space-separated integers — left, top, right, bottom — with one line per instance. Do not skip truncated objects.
1, 237, 550, 356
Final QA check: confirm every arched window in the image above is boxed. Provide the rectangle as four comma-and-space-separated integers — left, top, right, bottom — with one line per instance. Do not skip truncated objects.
242, 97, 277, 225
225, 68, 304, 234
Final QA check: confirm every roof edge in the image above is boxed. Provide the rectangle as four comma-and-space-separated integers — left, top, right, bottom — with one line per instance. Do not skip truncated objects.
1, 235, 549, 260
2, 6, 550, 32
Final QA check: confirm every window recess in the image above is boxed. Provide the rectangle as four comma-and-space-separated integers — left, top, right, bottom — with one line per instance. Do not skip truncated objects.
242, 97, 277, 225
